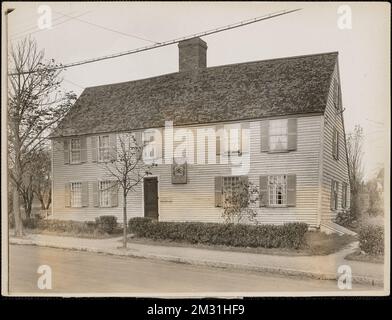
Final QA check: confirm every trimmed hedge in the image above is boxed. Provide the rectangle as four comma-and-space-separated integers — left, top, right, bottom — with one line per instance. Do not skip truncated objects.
359, 225, 384, 255
128, 218, 308, 249
23, 218, 98, 234
95, 216, 118, 234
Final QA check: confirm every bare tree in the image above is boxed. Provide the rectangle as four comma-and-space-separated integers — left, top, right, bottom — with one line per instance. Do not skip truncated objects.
8, 38, 76, 235
346, 125, 364, 222
102, 133, 156, 248
32, 149, 52, 211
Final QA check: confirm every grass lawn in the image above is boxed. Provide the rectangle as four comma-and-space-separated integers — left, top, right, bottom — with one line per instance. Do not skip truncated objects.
345, 250, 384, 264
127, 231, 356, 256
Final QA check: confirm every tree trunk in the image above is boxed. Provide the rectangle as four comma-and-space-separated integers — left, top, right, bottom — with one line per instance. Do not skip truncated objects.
13, 184, 23, 236
123, 191, 127, 248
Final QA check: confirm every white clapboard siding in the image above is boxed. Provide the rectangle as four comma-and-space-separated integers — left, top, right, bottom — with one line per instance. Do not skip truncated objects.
320, 62, 350, 222
52, 115, 323, 227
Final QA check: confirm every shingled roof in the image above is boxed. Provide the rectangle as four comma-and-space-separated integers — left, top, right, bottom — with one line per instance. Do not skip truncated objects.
51, 51, 338, 138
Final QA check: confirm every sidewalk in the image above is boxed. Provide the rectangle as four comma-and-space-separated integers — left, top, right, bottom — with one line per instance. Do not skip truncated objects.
10, 233, 384, 286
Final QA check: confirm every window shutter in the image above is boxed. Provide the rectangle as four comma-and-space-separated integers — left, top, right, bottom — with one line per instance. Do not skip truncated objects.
64, 183, 71, 207
287, 118, 297, 151
216, 125, 223, 156
332, 128, 337, 159
287, 174, 297, 207
214, 176, 223, 207
260, 120, 269, 152
93, 182, 99, 207
81, 182, 89, 207
63, 140, 70, 164
334, 79, 339, 109
80, 137, 87, 163
336, 131, 340, 160
91, 136, 98, 162
111, 181, 118, 207
330, 180, 335, 210
240, 122, 250, 154
109, 134, 117, 161
259, 175, 268, 207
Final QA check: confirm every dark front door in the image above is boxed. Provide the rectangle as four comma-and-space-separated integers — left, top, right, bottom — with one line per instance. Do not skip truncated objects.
144, 177, 158, 220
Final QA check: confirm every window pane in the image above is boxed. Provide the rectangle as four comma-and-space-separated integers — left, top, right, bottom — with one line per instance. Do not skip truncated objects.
71, 182, 82, 207
99, 136, 110, 161
269, 119, 288, 151
99, 181, 111, 207
268, 175, 287, 206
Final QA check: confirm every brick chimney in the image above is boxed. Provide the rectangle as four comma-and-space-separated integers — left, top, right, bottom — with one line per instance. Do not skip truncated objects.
178, 37, 207, 72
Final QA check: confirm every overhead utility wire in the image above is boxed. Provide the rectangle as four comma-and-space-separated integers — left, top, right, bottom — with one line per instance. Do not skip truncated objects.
8, 8, 301, 76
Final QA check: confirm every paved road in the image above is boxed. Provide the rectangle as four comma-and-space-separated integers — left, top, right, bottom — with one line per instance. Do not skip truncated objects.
8, 245, 377, 295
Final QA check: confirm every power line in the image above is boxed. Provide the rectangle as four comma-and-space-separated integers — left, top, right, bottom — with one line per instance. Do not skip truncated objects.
10, 11, 92, 41
10, 10, 80, 38
53, 10, 159, 44
8, 8, 301, 76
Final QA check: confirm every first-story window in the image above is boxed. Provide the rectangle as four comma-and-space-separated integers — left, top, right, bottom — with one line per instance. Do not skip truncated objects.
331, 180, 339, 210
222, 176, 248, 207
268, 175, 287, 206
99, 181, 111, 207
70, 138, 81, 163
70, 182, 82, 207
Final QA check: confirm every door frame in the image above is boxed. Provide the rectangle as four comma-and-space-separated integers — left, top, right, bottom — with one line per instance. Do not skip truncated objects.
142, 175, 160, 220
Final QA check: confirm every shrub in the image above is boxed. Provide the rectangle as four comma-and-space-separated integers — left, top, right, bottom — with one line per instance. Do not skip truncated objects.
359, 225, 384, 255
334, 209, 357, 229
22, 219, 98, 235
95, 216, 118, 234
128, 218, 308, 249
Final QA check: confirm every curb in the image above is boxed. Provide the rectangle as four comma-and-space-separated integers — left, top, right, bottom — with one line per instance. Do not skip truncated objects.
10, 238, 383, 287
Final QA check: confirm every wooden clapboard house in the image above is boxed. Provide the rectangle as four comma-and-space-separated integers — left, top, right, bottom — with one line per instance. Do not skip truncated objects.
50, 37, 351, 233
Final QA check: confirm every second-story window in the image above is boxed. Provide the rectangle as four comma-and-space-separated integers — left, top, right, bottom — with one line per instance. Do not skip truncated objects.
70, 139, 81, 163
98, 135, 110, 162
269, 119, 288, 151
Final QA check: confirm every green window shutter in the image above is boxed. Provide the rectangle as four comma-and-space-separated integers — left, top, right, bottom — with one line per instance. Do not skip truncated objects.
287, 174, 297, 207
93, 182, 99, 207
214, 176, 223, 207
81, 182, 89, 207
91, 136, 98, 162
260, 120, 269, 152
64, 183, 71, 207
287, 118, 297, 151
63, 140, 70, 164
109, 134, 117, 161
259, 175, 268, 207
80, 137, 87, 163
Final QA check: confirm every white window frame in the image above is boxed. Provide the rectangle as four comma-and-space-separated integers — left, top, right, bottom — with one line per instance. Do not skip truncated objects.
70, 138, 81, 164
98, 135, 110, 162
70, 182, 82, 208
268, 175, 287, 206
269, 119, 288, 151
99, 181, 112, 207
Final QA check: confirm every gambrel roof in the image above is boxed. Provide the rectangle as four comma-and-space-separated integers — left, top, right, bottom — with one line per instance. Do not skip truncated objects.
51, 52, 338, 138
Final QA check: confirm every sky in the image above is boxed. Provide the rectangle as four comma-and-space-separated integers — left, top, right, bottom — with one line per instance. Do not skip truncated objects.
5, 1, 390, 181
